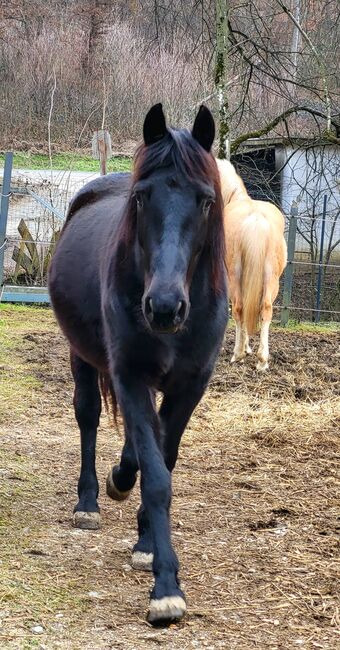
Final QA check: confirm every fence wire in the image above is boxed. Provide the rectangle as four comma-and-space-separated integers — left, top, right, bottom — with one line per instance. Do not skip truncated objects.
2, 170, 97, 287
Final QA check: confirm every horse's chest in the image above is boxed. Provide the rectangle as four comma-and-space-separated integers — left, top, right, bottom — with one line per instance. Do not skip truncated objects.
125, 337, 176, 387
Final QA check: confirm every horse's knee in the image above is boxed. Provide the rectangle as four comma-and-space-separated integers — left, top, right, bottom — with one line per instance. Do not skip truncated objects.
143, 467, 171, 510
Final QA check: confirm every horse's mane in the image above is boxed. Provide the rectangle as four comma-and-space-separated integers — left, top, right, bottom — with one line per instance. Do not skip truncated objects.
216, 159, 248, 205
118, 129, 226, 294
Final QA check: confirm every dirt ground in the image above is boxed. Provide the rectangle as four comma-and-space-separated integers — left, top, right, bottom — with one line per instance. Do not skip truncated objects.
0, 306, 339, 650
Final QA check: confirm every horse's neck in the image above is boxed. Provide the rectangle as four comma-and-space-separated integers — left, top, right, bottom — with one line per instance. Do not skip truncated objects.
216, 159, 249, 205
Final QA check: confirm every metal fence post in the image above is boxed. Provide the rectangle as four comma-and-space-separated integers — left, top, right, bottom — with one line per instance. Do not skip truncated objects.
0, 152, 13, 288
315, 194, 327, 323
280, 202, 298, 326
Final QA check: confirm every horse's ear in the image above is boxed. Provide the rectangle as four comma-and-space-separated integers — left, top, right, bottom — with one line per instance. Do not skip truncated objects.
192, 105, 215, 152
143, 103, 168, 146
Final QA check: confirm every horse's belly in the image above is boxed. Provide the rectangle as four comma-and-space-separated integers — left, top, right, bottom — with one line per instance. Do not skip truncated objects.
49, 219, 110, 371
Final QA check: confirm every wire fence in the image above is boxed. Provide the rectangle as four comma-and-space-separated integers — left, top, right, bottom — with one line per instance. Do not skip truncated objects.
0, 153, 340, 322
279, 197, 340, 324
0, 158, 98, 292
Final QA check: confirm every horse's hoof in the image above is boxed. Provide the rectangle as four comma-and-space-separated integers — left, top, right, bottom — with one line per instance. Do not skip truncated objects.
131, 551, 153, 571
256, 360, 269, 372
147, 596, 186, 625
231, 354, 245, 364
73, 511, 101, 530
106, 469, 133, 502
246, 346, 252, 355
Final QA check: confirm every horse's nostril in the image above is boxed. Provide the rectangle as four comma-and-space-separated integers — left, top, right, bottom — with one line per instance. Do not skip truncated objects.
175, 300, 186, 321
145, 297, 154, 321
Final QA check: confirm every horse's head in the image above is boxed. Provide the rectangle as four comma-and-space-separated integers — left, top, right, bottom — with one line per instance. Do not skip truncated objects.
131, 103, 224, 334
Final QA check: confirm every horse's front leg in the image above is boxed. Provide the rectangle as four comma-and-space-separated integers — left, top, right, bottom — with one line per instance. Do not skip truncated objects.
132, 376, 209, 571
106, 393, 156, 503
114, 373, 186, 624
106, 436, 138, 501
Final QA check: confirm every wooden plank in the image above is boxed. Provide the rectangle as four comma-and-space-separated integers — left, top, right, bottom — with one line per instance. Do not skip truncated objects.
43, 229, 60, 274
13, 239, 27, 281
17, 218, 41, 273
12, 245, 34, 275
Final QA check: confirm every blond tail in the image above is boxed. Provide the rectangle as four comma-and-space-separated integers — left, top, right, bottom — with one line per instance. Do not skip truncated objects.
241, 216, 268, 335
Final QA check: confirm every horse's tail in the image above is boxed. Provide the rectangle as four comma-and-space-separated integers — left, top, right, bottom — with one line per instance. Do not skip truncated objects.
99, 371, 118, 424
241, 214, 269, 335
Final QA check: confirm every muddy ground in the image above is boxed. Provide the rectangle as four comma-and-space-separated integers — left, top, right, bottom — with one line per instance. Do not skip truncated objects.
0, 306, 339, 649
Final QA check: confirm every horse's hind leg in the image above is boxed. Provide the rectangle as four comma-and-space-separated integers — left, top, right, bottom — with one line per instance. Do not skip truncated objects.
71, 351, 101, 529
256, 277, 278, 371
244, 328, 252, 355
231, 314, 251, 362
230, 281, 247, 364
257, 320, 270, 371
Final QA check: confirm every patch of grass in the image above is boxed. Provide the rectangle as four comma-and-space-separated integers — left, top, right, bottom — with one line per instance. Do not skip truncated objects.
273, 319, 340, 333
0, 375, 42, 417
227, 316, 339, 334
0, 448, 87, 638
0, 303, 55, 327
0, 305, 56, 418
0, 151, 132, 172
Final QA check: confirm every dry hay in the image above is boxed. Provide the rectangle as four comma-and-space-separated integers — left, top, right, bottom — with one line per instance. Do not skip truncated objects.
0, 311, 339, 649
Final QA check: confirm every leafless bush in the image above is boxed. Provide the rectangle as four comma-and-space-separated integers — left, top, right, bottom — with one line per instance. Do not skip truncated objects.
0, 8, 212, 148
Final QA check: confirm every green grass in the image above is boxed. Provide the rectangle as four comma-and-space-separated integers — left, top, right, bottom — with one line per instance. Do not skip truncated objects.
226, 314, 339, 334
0, 151, 132, 172
0, 444, 87, 640
0, 304, 55, 417
273, 319, 339, 333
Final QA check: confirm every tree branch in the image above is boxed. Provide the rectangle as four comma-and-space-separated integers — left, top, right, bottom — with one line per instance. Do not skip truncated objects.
276, 0, 332, 132
231, 105, 340, 154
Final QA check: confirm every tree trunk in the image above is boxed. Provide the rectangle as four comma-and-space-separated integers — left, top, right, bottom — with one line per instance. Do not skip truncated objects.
215, 0, 229, 159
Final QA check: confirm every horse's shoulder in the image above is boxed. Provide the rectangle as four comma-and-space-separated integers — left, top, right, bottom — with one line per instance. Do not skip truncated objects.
66, 172, 132, 222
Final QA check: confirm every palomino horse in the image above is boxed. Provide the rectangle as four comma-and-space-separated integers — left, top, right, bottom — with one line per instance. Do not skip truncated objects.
49, 105, 227, 624
217, 159, 287, 371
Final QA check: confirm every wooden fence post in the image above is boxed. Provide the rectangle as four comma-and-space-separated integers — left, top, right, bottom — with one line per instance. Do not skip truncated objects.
0, 152, 13, 289
280, 202, 298, 326
91, 130, 112, 176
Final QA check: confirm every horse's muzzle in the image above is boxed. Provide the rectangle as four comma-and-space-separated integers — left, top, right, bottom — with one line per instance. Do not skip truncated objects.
143, 295, 188, 333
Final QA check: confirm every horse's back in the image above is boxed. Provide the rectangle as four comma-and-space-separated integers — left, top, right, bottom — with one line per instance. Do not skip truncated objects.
66, 172, 131, 221
224, 197, 287, 280
49, 172, 132, 369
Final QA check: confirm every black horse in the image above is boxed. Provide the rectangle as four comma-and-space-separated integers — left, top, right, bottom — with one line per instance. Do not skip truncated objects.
48, 104, 228, 624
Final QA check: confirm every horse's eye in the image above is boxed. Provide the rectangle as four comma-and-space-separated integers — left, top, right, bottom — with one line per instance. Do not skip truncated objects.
202, 199, 214, 215
135, 192, 143, 209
